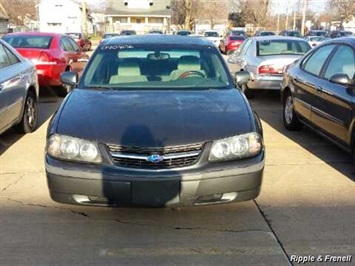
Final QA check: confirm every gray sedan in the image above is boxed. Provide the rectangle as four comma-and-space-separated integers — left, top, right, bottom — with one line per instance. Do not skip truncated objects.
0, 39, 39, 135
228, 36, 311, 97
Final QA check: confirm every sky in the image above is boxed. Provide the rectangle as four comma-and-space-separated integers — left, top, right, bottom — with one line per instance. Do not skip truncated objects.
270, 0, 330, 15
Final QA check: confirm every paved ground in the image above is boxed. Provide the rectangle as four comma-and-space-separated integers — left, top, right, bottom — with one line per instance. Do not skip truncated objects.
0, 52, 354, 265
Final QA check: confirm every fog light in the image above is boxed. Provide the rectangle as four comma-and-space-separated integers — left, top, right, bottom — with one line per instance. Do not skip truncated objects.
196, 193, 223, 204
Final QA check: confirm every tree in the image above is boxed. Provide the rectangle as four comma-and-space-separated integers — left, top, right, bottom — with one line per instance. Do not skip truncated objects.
329, 0, 355, 29
231, 0, 271, 27
198, 1, 229, 29
1, 0, 37, 26
171, 0, 201, 30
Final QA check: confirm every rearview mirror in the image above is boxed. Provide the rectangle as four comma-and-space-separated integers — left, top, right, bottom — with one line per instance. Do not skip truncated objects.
234, 71, 250, 87
330, 73, 354, 87
60, 71, 78, 88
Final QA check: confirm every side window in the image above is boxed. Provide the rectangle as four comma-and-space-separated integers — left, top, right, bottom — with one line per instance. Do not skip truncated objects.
60, 37, 74, 52
324, 45, 355, 80
0, 44, 19, 68
238, 39, 252, 56
67, 37, 80, 52
302, 44, 335, 76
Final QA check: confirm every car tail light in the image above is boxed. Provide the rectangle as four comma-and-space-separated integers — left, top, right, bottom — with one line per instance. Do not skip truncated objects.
38, 52, 57, 65
258, 64, 284, 75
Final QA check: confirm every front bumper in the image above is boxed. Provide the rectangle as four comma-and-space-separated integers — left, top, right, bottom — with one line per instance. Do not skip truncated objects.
46, 153, 264, 207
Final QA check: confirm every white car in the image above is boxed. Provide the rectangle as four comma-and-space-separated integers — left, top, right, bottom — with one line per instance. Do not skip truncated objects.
203, 30, 221, 47
304, 36, 330, 48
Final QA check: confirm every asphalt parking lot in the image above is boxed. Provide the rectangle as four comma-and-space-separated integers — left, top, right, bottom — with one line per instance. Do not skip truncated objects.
0, 51, 354, 265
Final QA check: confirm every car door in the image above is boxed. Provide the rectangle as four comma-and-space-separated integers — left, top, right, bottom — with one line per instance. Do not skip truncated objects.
292, 44, 337, 121
60, 36, 88, 74
66, 37, 88, 74
311, 44, 355, 146
228, 38, 253, 73
0, 42, 27, 132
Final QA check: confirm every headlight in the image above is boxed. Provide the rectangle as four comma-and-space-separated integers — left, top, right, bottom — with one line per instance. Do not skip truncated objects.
47, 134, 102, 163
209, 132, 263, 162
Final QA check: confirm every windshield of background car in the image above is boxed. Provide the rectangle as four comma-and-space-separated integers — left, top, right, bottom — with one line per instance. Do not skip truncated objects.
66, 33, 81, 39
3, 35, 52, 49
230, 36, 245, 41
83, 44, 230, 89
257, 39, 311, 56
204, 32, 219, 37
288, 31, 301, 37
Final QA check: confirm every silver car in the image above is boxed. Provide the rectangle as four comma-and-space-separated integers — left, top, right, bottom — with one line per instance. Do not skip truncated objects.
228, 36, 311, 97
0, 39, 39, 135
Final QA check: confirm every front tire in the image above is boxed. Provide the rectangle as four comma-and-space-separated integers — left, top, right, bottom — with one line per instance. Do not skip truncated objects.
283, 91, 302, 130
15, 91, 38, 133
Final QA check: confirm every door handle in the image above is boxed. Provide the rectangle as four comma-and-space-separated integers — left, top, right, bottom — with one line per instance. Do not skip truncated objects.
315, 86, 323, 94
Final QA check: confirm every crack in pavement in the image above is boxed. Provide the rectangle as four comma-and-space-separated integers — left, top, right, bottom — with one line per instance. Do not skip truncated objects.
1, 170, 45, 175
3, 196, 272, 235
4, 197, 90, 219
114, 218, 270, 234
254, 199, 293, 266
1, 174, 25, 193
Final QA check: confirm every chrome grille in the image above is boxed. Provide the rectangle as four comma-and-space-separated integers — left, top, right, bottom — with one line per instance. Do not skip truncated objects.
107, 143, 204, 169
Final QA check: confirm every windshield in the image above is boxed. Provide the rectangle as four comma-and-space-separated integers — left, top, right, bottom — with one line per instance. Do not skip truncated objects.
66, 33, 81, 39
3, 35, 52, 49
204, 32, 219, 37
257, 39, 311, 56
83, 44, 230, 89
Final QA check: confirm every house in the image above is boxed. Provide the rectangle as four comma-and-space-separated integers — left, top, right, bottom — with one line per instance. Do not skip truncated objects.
105, 0, 171, 34
38, 0, 93, 34
0, 3, 9, 35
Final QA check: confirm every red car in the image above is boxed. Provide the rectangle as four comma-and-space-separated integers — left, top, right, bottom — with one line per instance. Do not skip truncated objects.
65, 33, 92, 51
2, 32, 89, 96
219, 35, 246, 54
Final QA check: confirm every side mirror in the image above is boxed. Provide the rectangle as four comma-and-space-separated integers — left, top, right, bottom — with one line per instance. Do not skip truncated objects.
329, 73, 353, 86
60, 71, 79, 88
234, 71, 250, 87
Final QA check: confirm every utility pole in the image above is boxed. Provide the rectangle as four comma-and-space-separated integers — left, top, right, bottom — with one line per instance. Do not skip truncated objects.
277, 13, 280, 34
285, 0, 289, 30
301, 0, 307, 35
81, 0, 88, 36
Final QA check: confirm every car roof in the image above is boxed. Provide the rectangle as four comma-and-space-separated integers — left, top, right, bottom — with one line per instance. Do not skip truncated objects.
251, 36, 306, 41
103, 34, 214, 46
4, 31, 62, 37
319, 36, 355, 47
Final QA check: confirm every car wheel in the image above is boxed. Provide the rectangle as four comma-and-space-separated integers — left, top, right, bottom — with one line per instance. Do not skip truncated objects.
241, 84, 254, 99
15, 91, 38, 133
283, 91, 302, 130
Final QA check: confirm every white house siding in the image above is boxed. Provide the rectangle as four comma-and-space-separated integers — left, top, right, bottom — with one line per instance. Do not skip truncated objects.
39, 0, 91, 34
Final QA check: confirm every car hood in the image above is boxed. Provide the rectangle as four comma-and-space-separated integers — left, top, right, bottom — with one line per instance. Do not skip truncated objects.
55, 89, 253, 147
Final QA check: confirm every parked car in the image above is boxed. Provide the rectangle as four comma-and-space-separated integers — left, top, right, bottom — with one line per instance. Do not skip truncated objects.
219, 35, 245, 54
203, 30, 221, 47
255, 31, 275, 36
176, 30, 192, 36
279, 30, 302, 38
65, 32, 92, 51
45, 35, 265, 207
148, 29, 163, 34
281, 37, 355, 167
227, 36, 311, 97
304, 36, 330, 47
2, 32, 89, 96
330, 30, 353, 38
227, 29, 248, 38
0, 39, 39, 135
100, 33, 120, 44
120, 30, 137, 35
305, 30, 330, 38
